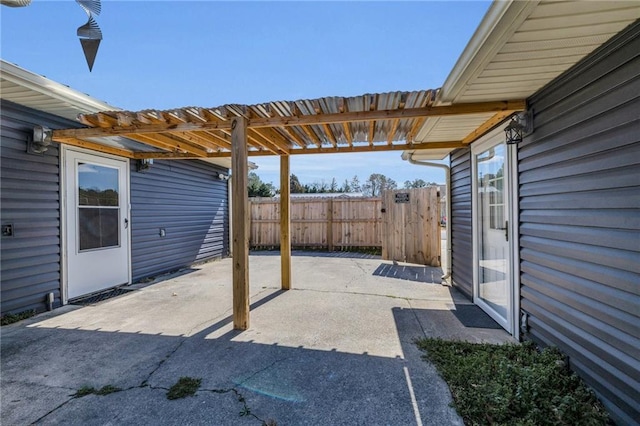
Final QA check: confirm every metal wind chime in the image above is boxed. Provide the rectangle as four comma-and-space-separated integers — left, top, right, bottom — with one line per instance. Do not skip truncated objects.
76, 0, 102, 71
1, 0, 104, 71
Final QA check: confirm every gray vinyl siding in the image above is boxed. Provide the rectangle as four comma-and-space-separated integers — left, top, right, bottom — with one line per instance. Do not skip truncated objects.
449, 147, 473, 299
0, 100, 69, 315
130, 160, 229, 281
520, 21, 640, 425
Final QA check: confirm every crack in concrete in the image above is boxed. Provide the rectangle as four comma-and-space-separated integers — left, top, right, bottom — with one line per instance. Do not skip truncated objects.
8, 380, 87, 424
29, 396, 76, 425
40, 382, 274, 426
140, 337, 188, 387
351, 258, 371, 276
199, 387, 274, 425
236, 357, 289, 387
30, 382, 274, 425
406, 299, 428, 338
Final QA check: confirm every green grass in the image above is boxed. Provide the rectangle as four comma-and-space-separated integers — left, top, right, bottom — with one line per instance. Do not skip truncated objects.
1, 310, 36, 326
167, 377, 202, 400
416, 339, 610, 426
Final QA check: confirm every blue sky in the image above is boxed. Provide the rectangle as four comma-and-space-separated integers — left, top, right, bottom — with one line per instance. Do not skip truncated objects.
1, 1, 490, 187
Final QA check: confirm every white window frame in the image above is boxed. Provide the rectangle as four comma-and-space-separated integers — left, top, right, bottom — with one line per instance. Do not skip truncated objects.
470, 124, 521, 339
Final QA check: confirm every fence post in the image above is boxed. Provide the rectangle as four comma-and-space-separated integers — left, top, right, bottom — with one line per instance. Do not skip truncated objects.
327, 198, 334, 251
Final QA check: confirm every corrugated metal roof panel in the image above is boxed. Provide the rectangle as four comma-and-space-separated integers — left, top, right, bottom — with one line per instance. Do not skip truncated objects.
71, 89, 448, 157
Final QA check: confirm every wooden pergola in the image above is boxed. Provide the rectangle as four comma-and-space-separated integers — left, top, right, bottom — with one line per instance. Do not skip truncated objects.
52, 89, 525, 330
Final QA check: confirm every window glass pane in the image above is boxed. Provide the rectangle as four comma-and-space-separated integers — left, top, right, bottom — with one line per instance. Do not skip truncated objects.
79, 208, 119, 250
78, 163, 119, 206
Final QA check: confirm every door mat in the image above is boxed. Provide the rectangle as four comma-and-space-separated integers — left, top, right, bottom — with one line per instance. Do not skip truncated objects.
452, 304, 503, 329
69, 288, 135, 306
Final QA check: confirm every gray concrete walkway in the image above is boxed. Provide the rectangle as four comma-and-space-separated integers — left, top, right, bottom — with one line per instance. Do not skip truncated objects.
1, 252, 513, 425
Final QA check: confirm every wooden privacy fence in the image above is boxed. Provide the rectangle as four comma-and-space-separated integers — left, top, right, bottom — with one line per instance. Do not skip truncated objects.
249, 197, 382, 250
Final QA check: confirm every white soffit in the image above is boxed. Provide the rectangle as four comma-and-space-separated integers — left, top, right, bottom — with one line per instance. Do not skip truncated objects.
442, 0, 640, 104
412, 0, 640, 151
0, 60, 117, 120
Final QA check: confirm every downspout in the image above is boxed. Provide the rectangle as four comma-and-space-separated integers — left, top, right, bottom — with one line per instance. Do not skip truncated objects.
406, 157, 452, 282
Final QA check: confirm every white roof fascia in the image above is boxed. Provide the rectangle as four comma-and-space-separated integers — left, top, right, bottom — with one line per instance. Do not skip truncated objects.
439, 0, 540, 103
0, 59, 118, 114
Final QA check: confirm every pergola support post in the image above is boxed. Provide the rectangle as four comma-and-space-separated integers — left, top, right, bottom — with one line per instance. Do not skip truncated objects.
232, 116, 249, 330
280, 155, 291, 290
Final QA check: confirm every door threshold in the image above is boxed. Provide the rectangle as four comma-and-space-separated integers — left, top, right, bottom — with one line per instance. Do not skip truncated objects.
68, 286, 136, 306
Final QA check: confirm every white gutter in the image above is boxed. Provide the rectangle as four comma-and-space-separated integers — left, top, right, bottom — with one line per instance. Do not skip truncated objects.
404, 155, 452, 282
0, 60, 117, 115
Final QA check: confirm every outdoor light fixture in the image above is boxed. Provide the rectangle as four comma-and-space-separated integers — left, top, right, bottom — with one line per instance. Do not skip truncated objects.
217, 173, 229, 181
28, 125, 53, 155
137, 158, 153, 173
504, 111, 533, 145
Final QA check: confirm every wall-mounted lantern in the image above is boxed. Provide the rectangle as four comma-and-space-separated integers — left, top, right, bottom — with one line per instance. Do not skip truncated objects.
137, 158, 153, 173
28, 125, 53, 155
504, 111, 533, 145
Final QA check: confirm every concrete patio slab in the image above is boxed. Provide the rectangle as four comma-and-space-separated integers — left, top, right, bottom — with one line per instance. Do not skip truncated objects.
1, 252, 514, 425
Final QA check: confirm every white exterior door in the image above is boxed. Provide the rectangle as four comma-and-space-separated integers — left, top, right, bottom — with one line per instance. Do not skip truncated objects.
64, 149, 130, 300
471, 127, 518, 334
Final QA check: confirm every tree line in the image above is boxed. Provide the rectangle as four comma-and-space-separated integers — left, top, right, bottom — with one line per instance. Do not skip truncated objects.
248, 172, 437, 197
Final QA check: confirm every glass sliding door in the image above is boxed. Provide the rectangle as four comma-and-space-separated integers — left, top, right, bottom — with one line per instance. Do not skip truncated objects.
473, 139, 511, 331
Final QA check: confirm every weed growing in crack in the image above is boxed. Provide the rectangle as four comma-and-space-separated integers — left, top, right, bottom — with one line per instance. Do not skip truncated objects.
167, 377, 202, 400
95, 385, 122, 395
204, 387, 277, 425
73, 385, 122, 398
73, 386, 96, 398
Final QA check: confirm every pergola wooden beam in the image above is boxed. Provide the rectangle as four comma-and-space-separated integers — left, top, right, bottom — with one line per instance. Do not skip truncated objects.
231, 116, 250, 330
251, 127, 292, 154
126, 133, 209, 157
270, 141, 465, 156
461, 111, 514, 145
196, 130, 232, 150
297, 124, 322, 148
278, 126, 308, 148
52, 100, 526, 141
232, 100, 525, 127
387, 119, 400, 145
130, 141, 466, 159
280, 155, 291, 290
247, 129, 286, 155
53, 137, 135, 158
